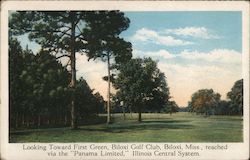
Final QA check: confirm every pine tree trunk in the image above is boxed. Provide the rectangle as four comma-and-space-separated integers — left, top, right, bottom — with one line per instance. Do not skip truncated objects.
129, 106, 133, 118
64, 114, 68, 126
15, 112, 18, 128
138, 106, 142, 122
38, 114, 41, 128
22, 113, 25, 126
47, 118, 50, 126
70, 11, 77, 129
107, 52, 111, 124
122, 106, 126, 120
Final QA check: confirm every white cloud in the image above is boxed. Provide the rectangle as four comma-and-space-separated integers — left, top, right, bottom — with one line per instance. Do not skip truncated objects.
133, 28, 158, 41
131, 28, 193, 46
131, 27, 219, 47
134, 48, 241, 65
178, 49, 241, 64
165, 27, 220, 39
133, 49, 175, 59
75, 54, 113, 100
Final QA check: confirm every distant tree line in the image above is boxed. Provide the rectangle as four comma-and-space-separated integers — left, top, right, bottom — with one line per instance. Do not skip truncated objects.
187, 79, 243, 116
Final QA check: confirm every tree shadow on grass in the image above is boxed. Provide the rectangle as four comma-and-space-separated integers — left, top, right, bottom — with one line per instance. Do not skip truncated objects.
78, 119, 194, 133
10, 127, 70, 136
143, 120, 192, 123
10, 131, 31, 136
10, 120, 194, 136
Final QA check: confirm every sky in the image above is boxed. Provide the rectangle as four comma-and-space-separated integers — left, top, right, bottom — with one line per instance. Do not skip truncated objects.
17, 11, 242, 107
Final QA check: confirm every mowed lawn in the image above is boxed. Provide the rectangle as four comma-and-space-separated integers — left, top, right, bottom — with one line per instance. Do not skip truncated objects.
10, 112, 243, 142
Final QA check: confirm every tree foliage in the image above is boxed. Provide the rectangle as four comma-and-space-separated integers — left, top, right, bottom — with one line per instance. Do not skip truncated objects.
113, 57, 170, 121
9, 11, 132, 62
9, 38, 70, 128
9, 38, 104, 129
83, 11, 132, 64
162, 101, 179, 115
188, 80, 243, 116
214, 100, 231, 115
189, 89, 221, 116
227, 79, 243, 115
76, 77, 104, 118
10, 11, 86, 54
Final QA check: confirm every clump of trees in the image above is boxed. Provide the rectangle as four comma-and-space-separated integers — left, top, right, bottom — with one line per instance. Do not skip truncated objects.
162, 101, 179, 115
9, 38, 104, 129
188, 79, 243, 116
188, 89, 221, 116
75, 78, 105, 125
113, 57, 171, 122
227, 79, 243, 115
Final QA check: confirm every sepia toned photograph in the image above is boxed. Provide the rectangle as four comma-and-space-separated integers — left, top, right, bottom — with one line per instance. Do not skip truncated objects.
1, 1, 249, 160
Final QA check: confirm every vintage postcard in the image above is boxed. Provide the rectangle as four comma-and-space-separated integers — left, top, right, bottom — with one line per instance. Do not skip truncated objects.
0, 1, 249, 160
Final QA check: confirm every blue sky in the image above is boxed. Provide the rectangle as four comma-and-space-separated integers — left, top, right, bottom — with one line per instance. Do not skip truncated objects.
16, 11, 242, 107
121, 11, 241, 53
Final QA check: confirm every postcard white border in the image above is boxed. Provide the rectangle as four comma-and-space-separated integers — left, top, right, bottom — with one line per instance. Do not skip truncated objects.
1, 1, 249, 160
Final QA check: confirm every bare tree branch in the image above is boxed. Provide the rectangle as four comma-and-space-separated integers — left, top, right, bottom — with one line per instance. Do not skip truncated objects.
56, 54, 70, 59
24, 29, 71, 37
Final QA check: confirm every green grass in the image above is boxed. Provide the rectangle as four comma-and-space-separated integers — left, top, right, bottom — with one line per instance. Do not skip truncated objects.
10, 112, 243, 142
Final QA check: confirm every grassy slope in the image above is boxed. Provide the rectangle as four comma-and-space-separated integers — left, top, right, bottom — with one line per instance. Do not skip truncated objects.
10, 112, 243, 142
